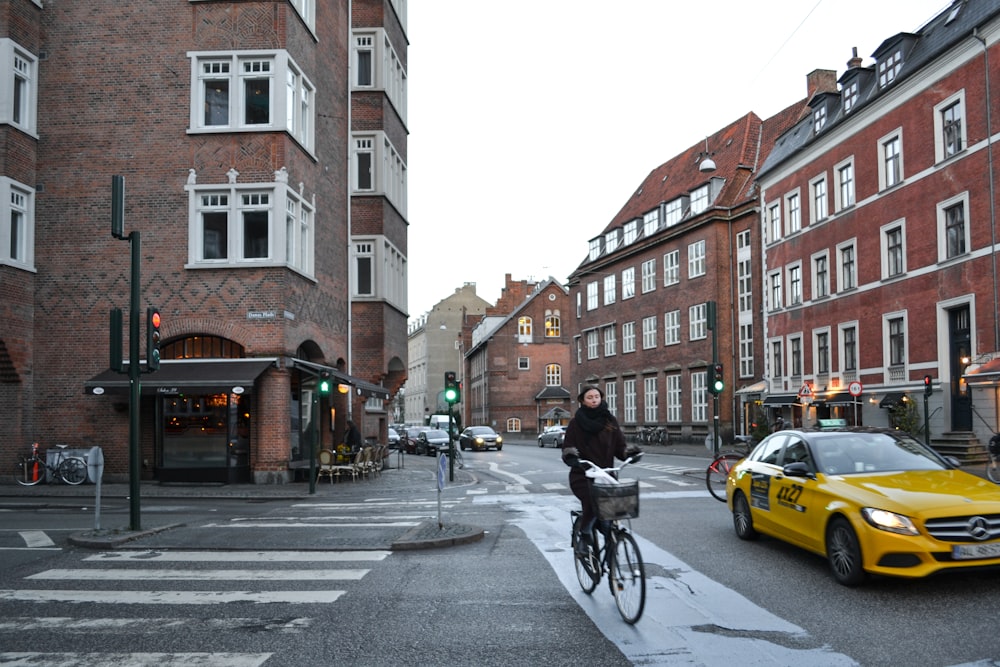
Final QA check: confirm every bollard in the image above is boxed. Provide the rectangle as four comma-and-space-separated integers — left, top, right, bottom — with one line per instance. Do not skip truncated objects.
88, 447, 105, 530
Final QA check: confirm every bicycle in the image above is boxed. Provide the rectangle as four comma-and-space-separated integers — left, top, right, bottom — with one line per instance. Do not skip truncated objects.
12, 442, 88, 486
706, 434, 756, 502
986, 433, 1000, 483
570, 454, 646, 624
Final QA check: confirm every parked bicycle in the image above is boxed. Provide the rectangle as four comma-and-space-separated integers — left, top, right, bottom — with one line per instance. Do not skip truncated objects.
570, 454, 646, 624
12, 442, 88, 486
987, 433, 1000, 483
635, 425, 667, 446
706, 434, 757, 502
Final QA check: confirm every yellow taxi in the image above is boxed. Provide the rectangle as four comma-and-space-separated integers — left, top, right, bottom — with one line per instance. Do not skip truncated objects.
726, 426, 1000, 585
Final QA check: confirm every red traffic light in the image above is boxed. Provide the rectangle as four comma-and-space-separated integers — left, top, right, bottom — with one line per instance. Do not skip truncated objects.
150, 311, 161, 330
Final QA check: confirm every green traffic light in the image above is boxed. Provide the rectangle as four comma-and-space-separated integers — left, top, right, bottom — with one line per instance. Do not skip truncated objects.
444, 388, 458, 403
713, 380, 724, 393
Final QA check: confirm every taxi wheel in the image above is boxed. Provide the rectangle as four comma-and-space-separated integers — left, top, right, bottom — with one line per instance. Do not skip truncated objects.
826, 516, 866, 586
732, 492, 758, 541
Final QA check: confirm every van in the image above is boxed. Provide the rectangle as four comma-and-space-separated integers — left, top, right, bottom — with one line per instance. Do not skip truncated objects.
428, 414, 453, 431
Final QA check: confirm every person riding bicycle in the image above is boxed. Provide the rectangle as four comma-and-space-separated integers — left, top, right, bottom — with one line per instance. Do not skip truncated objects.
561, 385, 640, 555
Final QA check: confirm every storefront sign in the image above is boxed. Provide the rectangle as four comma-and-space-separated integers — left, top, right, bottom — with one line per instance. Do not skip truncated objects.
246, 310, 277, 320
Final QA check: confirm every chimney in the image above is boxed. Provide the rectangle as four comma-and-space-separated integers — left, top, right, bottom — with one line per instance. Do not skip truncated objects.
806, 69, 838, 97
846, 47, 863, 70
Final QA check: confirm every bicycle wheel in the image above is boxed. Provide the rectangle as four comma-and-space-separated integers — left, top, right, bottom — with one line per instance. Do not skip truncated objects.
609, 529, 646, 624
706, 453, 742, 502
13, 456, 45, 486
572, 515, 599, 594
987, 456, 1000, 484
58, 457, 87, 485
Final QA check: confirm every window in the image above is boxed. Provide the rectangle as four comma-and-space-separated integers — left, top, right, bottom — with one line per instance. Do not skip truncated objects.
643, 209, 659, 237
690, 185, 709, 214
586, 281, 598, 310
838, 242, 856, 291
545, 314, 561, 338
887, 315, 906, 368
771, 340, 783, 378
842, 80, 858, 113
623, 379, 637, 424
189, 51, 316, 150
1, 177, 34, 269
768, 203, 781, 242
576, 292, 581, 319
351, 237, 405, 308
506, 417, 521, 433
787, 264, 802, 306
604, 229, 619, 253
586, 330, 599, 360
935, 93, 966, 162
663, 250, 679, 286
879, 131, 903, 190
815, 330, 830, 375
545, 364, 561, 386
812, 252, 829, 299
518, 316, 532, 342
642, 316, 657, 350
622, 267, 635, 299
605, 381, 618, 417
354, 35, 374, 87
603, 325, 617, 357
938, 193, 969, 261
878, 49, 902, 88
664, 310, 680, 345
692, 371, 707, 423
689, 303, 707, 341
768, 271, 783, 311
666, 375, 681, 423
354, 241, 374, 296
688, 240, 706, 278
789, 335, 802, 377
737, 254, 752, 312
785, 191, 801, 234
739, 323, 754, 378
186, 173, 315, 273
289, 0, 316, 30
1, 39, 38, 135
623, 220, 638, 245
351, 133, 407, 213
882, 223, 905, 278
665, 199, 684, 226
835, 158, 855, 211
518, 357, 529, 370
352, 30, 407, 119
841, 324, 858, 373
643, 377, 658, 423
811, 176, 828, 223
588, 238, 601, 261
813, 106, 826, 133
603, 274, 616, 305
622, 322, 636, 353
641, 259, 656, 293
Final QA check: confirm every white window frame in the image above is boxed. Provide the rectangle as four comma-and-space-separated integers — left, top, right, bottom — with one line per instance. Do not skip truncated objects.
622, 267, 636, 300
289, 0, 316, 31
768, 270, 783, 311
188, 50, 316, 151
843, 80, 858, 113
586, 330, 599, 360
837, 240, 857, 292
545, 364, 561, 387
643, 209, 659, 237
937, 192, 970, 262
690, 185, 709, 214
0, 177, 35, 270
663, 250, 679, 286
934, 91, 966, 163
0, 39, 39, 136
834, 157, 855, 211
883, 311, 908, 370
688, 240, 706, 278
518, 357, 529, 370
878, 49, 903, 88
767, 202, 781, 243
622, 322, 636, 354
643, 376, 658, 423
623, 220, 638, 245
811, 250, 830, 300
786, 263, 802, 306
840, 322, 859, 374
603, 325, 617, 357
586, 281, 599, 310
603, 274, 616, 305
692, 371, 707, 423
739, 322, 754, 378
788, 334, 803, 378
665, 199, 684, 226
604, 229, 620, 254
813, 327, 831, 376
641, 316, 657, 350
641, 258, 656, 293
810, 174, 828, 224
688, 303, 707, 341
664, 310, 680, 346
605, 381, 618, 417
878, 129, 904, 191
518, 316, 533, 343
623, 379, 637, 424
666, 375, 681, 423
352, 30, 407, 120
880, 220, 907, 279
784, 190, 801, 235
588, 238, 601, 261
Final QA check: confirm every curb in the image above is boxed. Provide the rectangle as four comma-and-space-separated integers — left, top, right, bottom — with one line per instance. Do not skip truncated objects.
68, 523, 184, 549
390, 521, 485, 551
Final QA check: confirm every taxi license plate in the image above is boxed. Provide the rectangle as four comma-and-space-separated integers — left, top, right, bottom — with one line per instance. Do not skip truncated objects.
952, 542, 1000, 560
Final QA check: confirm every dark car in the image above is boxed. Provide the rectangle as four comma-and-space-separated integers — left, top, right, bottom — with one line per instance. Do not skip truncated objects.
538, 425, 567, 448
417, 429, 451, 456
403, 426, 430, 454
459, 426, 503, 452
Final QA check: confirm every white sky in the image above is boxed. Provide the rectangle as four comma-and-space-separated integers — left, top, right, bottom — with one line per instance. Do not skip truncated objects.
405, 0, 951, 320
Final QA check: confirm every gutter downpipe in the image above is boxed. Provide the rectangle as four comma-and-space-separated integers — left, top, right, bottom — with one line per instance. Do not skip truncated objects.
974, 27, 999, 350
346, 0, 354, 419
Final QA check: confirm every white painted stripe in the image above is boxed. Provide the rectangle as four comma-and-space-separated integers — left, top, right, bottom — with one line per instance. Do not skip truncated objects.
84, 550, 389, 562
27, 569, 367, 581
0, 547, 62, 552
465, 488, 488, 495
0, 590, 345, 604
542, 482, 566, 490
0, 616, 312, 633
486, 461, 533, 485
293, 501, 457, 508
198, 521, 419, 529
0, 653, 272, 667
19, 530, 55, 548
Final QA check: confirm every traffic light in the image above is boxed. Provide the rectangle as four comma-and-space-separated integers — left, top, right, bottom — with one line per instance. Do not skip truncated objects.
924, 375, 933, 397
710, 363, 724, 394
444, 371, 460, 404
319, 370, 331, 394
146, 307, 161, 371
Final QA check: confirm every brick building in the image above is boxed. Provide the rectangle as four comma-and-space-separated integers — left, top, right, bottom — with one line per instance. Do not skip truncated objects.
1, 0, 408, 483
463, 275, 572, 437
757, 0, 1000, 460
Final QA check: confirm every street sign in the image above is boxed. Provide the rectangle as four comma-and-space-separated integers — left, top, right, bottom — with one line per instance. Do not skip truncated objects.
849, 381, 863, 397
798, 383, 813, 398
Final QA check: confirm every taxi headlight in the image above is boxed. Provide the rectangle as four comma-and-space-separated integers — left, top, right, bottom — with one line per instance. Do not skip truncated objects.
861, 507, 919, 535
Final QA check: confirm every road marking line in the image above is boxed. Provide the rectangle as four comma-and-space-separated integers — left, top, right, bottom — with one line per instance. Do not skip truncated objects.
0, 616, 313, 633
84, 550, 390, 562
27, 569, 368, 581
0, 652, 272, 667
19, 530, 55, 548
198, 521, 420, 528
0, 590, 345, 604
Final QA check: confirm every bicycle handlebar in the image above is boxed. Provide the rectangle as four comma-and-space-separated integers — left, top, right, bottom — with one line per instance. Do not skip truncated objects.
578, 453, 642, 479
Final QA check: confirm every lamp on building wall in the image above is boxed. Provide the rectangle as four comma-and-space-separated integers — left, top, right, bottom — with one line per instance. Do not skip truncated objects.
697, 137, 716, 173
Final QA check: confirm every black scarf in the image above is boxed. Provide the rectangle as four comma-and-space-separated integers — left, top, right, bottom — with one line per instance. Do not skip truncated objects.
575, 401, 612, 434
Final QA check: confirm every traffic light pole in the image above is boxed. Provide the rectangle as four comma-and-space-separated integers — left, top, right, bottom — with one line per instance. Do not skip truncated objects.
127, 229, 142, 530
708, 301, 719, 457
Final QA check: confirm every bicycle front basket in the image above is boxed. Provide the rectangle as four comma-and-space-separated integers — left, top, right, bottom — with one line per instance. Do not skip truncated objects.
591, 478, 639, 520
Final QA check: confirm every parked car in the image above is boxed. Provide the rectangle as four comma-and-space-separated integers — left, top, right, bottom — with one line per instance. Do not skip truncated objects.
417, 429, 451, 456
403, 426, 430, 454
727, 426, 1000, 585
387, 427, 401, 449
459, 426, 503, 452
538, 425, 567, 448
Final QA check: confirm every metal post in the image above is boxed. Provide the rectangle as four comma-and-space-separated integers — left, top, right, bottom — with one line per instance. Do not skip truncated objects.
448, 409, 455, 482
128, 231, 142, 531
923, 392, 931, 446
309, 389, 318, 494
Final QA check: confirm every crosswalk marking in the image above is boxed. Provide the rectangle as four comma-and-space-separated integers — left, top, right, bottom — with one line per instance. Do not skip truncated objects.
18, 530, 56, 548
200, 521, 421, 528
0, 653, 272, 667
0, 590, 346, 604
28, 568, 368, 581
84, 550, 390, 562
0, 616, 313, 633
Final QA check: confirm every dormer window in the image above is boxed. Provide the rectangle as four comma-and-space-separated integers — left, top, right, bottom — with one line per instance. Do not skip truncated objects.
878, 49, 902, 88
665, 197, 685, 226
843, 81, 858, 113
690, 185, 709, 215
813, 106, 827, 133
588, 238, 601, 261
604, 228, 620, 254
623, 219, 638, 245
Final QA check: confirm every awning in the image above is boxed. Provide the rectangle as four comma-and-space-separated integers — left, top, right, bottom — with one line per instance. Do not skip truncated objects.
735, 380, 768, 395
535, 385, 571, 400
879, 392, 906, 408
85, 358, 277, 396
966, 358, 1000, 385
819, 392, 856, 406
762, 394, 799, 406
292, 359, 390, 399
